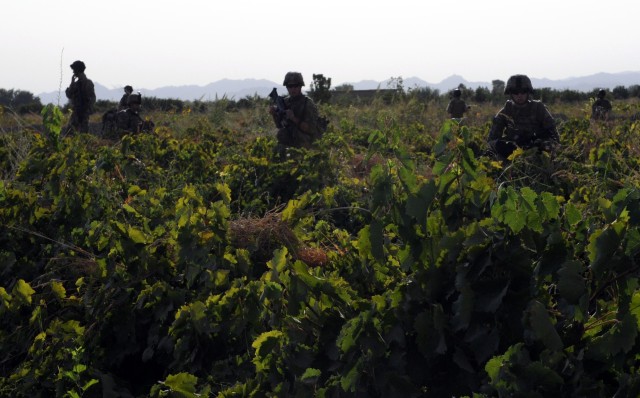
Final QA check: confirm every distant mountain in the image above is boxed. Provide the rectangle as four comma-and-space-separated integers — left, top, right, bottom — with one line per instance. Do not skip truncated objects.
37, 72, 640, 104
38, 78, 282, 105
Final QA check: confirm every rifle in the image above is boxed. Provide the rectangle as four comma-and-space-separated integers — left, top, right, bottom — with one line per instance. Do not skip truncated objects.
269, 88, 288, 128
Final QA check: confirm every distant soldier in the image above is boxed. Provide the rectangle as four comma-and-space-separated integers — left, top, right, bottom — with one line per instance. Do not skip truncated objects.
446, 88, 470, 119
64, 60, 96, 135
116, 92, 145, 133
268, 72, 321, 157
102, 92, 153, 138
487, 74, 559, 159
591, 89, 612, 121
118, 85, 133, 110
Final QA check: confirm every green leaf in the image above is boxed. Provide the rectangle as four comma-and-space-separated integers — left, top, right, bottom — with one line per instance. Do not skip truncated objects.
252, 330, 284, 358
485, 343, 524, 384
565, 202, 582, 226
557, 261, 585, 304
588, 227, 621, 277
503, 208, 526, 233
301, 368, 321, 384
51, 280, 66, 299
451, 285, 474, 331
164, 372, 198, 397
282, 191, 310, 222
340, 358, 362, 392
527, 301, 563, 351
369, 219, 384, 261
128, 226, 148, 244
13, 279, 36, 306
625, 228, 640, 257
520, 187, 537, 209
122, 203, 139, 215
540, 192, 561, 220
337, 315, 364, 353
630, 291, 640, 329
398, 164, 417, 193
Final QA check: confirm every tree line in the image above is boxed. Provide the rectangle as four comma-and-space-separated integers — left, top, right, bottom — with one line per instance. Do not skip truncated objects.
2, 77, 640, 116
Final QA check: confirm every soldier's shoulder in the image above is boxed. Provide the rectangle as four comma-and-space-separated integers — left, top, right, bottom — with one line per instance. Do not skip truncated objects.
501, 100, 514, 112
304, 95, 318, 107
530, 100, 550, 111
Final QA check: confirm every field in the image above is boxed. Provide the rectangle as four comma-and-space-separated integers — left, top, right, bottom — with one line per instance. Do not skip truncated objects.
2, 94, 640, 397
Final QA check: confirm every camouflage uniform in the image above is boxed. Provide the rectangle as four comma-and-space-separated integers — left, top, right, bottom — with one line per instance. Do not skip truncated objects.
446, 98, 468, 118
272, 72, 321, 155
118, 86, 133, 110
115, 109, 144, 133
487, 74, 559, 159
64, 61, 96, 134
591, 96, 612, 120
488, 100, 559, 157
276, 95, 320, 148
102, 93, 151, 138
119, 94, 130, 110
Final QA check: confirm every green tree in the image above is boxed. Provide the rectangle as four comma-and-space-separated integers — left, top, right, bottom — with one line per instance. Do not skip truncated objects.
474, 86, 491, 103
309, 74, 332, 104
612, 85, 629, 100
491, 80, 505, 103
0, 88, 43, 114
334, 83, 353, 92
628, 85, 640, 98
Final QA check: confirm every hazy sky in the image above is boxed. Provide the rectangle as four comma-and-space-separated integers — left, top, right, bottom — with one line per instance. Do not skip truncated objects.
3, 0, 639, 94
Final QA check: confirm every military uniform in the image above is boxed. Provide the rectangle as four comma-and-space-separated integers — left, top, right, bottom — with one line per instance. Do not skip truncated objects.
591, 98, 612, 120
271, 72, 321, 157
446, 98, 468, 118
488, 100, 559, 157
64, 62, 96, 134
276, 95, 320, 148
119, 94, 130, 110
115, 109, 143, 133
487, 74, 559, 159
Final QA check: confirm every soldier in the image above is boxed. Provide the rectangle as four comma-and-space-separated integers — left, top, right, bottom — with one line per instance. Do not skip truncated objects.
268, 72, 321, 157
115, 92, 144, 133
118, 85, 133, 110
591, 89, 612, 121
63, 60, 96, 135
487, 74, 559, 159
446, 88, 470, 119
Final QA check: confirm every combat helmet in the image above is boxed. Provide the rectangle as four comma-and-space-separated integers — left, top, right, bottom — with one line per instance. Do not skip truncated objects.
597, 89, 606, 99
504, 74, 533, 95
453, 88, 461, 97
283, 72, 305, 86
128, 92, 142, 105
70, 60, 86, 73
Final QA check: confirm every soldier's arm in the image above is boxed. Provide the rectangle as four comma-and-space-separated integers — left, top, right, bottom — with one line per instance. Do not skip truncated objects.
297, 100, 320, 136
488, 114, 507, 142
540, 105, 560, 142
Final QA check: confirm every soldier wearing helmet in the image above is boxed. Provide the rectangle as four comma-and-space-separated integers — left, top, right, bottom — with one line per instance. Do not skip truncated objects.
446, 88, 471, 119
591, 89, 612, 121
487, 74, 559, 159
115, 92, 146, 134
64, 60, 96, 135
118, 85, 134, 110
268, 71, 321, 157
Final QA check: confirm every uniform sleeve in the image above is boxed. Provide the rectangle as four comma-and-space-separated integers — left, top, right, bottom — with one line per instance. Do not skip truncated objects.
301, 98, 320, 137
65, 82, 77, 100
538, 103, 559, 142
85, 80, 96, 106
488, 108, 507, 142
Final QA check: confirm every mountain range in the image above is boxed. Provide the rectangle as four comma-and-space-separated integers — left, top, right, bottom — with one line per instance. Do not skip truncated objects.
38, 72, 640, 105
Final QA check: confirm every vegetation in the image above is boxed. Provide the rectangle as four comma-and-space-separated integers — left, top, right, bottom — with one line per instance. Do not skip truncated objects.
1, 87, 640, 397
